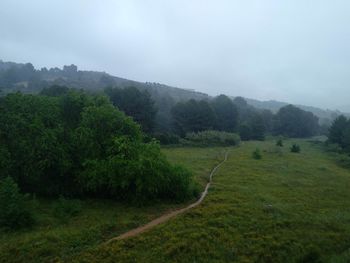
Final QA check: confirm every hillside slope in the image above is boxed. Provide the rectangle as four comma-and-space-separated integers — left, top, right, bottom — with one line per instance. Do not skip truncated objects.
0, 59, 346, 122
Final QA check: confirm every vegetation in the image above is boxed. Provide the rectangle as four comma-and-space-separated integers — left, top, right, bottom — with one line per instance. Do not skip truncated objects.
0, 90, 196, 202
0, 177, 35, 229
0, 147, 222, 262
53, 196, 82, 223
153, 132, 180, 145
1, 59, 349, 262
2, 139, 350, 262
171, 99, 216, 136
183, 130, 240, 147
328, 115, 350, 153
276, 139, 283, 147
211, 95, 239, 132
252, 148, 262, 159
104, 86, 157, 133
273, 104, 319, 138
290, 143, 301, 153
67, 140, 350, 262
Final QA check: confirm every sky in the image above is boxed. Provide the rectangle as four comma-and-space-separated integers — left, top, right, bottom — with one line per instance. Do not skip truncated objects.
1, 0, 350, 111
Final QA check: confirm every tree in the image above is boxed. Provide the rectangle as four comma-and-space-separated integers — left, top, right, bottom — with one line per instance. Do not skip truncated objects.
239, 124, 251, 141
211, 95, 238, 132
0, 177, 34, 229
0, 91, 196, 202
40, 85, 69, 97
105, 86, 157, 133
260, 109, 274, 133
171, 99, 216, 136
342, 124, 350, 152
249, 114, 266, 140
273, 105, 319, 138
328, 115, 348, 146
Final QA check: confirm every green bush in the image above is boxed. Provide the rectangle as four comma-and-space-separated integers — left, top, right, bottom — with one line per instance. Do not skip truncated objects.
53, 196, 82, 222
290, 144, 301, 153
252, 148, 262, 160
276, 139, 283, 147
184, 130, 240, 146
165, 165, 200, 202
79, 139, 197, 202
0, 177, 35, 229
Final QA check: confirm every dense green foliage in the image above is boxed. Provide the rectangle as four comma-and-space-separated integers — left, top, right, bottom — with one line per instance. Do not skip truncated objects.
184, 130, 240, 146
169, 97, 321, 142
0, 90, 196, 202
290, 143, 301, 153
211, 95, 239, 132
248, 113, 266, 140
171, 99, 216, 136
328, 115, 350, 152
0, 177, 35, 229
104, 86, 157, 133
273, 104, 319, 138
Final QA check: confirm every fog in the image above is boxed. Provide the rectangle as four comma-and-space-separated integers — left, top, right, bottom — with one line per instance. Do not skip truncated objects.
1, 0, 350, 111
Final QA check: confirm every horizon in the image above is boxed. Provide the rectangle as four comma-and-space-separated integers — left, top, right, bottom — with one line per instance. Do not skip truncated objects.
1, 58, 347, 113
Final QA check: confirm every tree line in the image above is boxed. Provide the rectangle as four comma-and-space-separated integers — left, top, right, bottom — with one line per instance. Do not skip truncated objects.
98, 86, 321, 143
328, 115, 350, 153
0, 88, 198, 203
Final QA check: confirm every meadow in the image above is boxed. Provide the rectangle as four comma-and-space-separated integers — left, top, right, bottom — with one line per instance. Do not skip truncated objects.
0, 148, 222, 263
2, 140, 350, 262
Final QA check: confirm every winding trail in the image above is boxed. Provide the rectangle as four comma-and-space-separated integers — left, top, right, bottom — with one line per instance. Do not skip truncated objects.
105, 150, 229, 244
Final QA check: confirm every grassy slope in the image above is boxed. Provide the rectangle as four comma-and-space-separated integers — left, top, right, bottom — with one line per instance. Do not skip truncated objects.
70, 140, 350, 263
0, 148, 222, 263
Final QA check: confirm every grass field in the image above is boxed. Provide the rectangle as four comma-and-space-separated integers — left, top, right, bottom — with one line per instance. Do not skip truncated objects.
0, 147, 222, 263
2, 140, 350, 262
71, 139, 350, 263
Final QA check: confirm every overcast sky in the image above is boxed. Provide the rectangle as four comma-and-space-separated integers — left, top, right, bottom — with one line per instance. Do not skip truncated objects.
1, 0, 350, 111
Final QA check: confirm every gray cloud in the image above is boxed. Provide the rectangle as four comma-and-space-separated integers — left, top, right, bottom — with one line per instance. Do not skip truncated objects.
1, 0, 350, 111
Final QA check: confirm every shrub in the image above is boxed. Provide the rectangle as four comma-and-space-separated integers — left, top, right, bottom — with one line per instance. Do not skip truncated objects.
290, 144, 301, 153
0, 177, 35, 229
53, 196, 82, 222
252, 148, 262, 160
79, 139, 198, 202
276, 139, 283, 147
184, 130, 240, 146
165, 165, 200, 202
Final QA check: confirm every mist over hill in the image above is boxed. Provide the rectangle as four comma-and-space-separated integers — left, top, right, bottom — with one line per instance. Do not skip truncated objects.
243, 98, 349, 126
0, 59, 346, 125
0, 60, 208, 102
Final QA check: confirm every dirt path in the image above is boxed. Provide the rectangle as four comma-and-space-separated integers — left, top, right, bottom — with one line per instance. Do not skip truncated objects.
105, 150, 229, 244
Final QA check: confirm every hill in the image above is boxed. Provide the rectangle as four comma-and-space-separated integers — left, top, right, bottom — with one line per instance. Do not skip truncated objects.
0, 59, 346, 125
244, 98, 348, 125
0, 60, 209, 102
